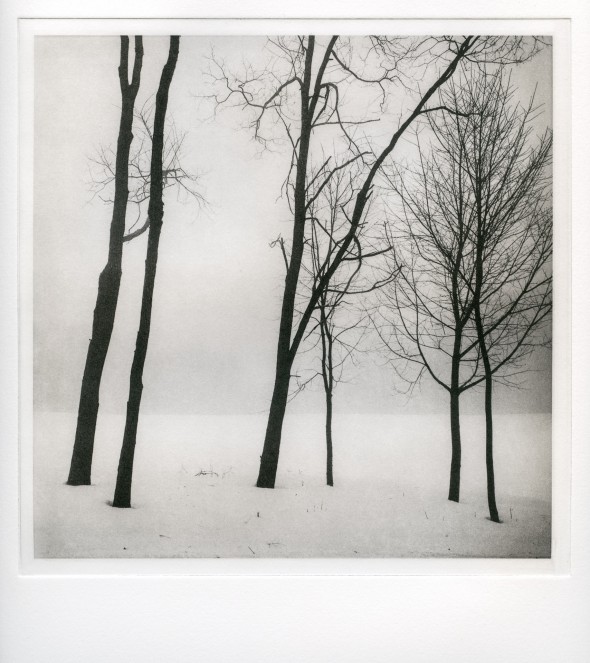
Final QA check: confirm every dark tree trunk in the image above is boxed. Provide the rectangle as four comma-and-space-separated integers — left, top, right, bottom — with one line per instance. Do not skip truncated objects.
256, 361, 292, 488
319, 304, 334, 487
67, 37, 143, 486
472, 156, 501, 522
483, 369, 500, 522
474, 305, 501, 523
112, 36, 180, 508
325, 388, 334, 487
448, 387, 462, 502
448, 332, 462, 502
256, 38, 316, 489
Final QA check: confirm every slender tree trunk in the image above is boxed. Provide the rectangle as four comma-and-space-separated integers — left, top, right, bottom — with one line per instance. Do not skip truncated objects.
483, 368, 499, 522
325, 388, 334, 487
448, 387, 462, 502
67, 37, 143, 486
474, 305, 501, 522
112, 221, 162, 507
448, 334, 462, 502
112, 36, 180, 508
256, 38, 316, 489
473, 149, 500, 522
319, 305, 334, 487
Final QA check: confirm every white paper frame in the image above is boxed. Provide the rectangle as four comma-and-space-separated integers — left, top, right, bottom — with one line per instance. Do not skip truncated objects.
2, 1, 589, 661
19, 16, 570, 577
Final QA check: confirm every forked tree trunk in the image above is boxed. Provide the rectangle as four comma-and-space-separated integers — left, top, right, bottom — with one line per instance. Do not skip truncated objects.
67, 36, 143, 486
112, 36, 180, 508
256, 38, 317, 489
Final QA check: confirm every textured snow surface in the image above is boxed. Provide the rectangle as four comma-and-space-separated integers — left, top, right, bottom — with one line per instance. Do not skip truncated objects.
34, 412, 551, 558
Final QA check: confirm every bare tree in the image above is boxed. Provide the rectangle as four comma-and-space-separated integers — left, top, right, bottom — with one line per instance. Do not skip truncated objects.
455, 70, 552, 521
374, 152, 482, 503
112, 36, 180, 509
376, 68, 552, 517
209, 35, 545, 489
290, 164, 390, 486
67, 36, 143, 486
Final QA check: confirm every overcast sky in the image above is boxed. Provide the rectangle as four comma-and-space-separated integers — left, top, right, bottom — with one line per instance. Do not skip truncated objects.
33, 35, 553, 416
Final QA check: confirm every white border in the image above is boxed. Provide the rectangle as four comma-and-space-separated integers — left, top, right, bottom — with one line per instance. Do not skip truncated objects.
2, 3, 589, 662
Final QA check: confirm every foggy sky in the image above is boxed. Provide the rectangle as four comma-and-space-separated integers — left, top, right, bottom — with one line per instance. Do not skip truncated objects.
33, 35, 553, 416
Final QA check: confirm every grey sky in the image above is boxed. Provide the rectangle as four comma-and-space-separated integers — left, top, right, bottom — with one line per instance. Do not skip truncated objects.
33, 35, 552, 415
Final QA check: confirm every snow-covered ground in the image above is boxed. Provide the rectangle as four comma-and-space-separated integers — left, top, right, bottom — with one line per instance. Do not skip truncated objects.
33, 411, 551, 558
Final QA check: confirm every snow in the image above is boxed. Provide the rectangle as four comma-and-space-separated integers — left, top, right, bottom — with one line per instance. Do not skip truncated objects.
33, 411, 551, 558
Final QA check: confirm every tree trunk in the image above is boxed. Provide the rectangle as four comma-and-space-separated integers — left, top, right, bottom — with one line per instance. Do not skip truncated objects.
256, 38, 316, 489
483, 370, 500, 522
474, 303, 501, 523
111, 219, 163, 508
319, 305, 334, 487
112, 36, 180, 508
448, 335, 462, 502
256, 361, 292, 488
67, 37, 143, 486
448, 387, 462, 502
325, 388, 334, 487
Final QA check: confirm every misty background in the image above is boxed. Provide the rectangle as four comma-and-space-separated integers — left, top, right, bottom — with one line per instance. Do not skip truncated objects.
33, 35, 552, 417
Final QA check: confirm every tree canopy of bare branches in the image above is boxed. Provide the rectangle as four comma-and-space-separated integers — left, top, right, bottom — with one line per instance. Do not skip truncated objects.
88, 102, 202, 243
207, 34, 546, 489
375, 66, 552, 512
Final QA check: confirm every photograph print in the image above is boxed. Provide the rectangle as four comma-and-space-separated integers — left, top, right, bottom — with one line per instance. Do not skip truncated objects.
32, 33, 553, 558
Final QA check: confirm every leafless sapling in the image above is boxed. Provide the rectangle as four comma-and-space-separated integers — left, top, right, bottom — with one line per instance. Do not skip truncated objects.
376, 67, 552, 516
289, 164, 392, 485
451, 70, 552, 521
